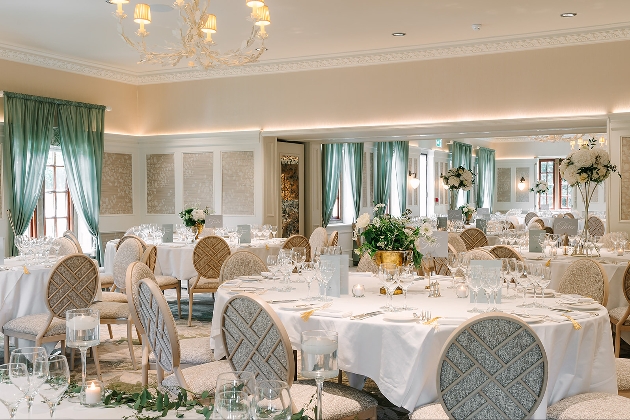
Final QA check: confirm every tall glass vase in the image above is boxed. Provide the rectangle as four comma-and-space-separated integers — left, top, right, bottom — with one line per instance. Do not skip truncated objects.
449, 189, 459, 210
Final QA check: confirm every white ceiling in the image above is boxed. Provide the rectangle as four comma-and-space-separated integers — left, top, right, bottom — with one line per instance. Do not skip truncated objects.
0, 0, 629, 77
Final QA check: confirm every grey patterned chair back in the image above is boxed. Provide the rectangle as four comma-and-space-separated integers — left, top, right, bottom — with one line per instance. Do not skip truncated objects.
309, 227, 328, 259
490, 245, 523, 261
436, 313, 548, 420
142, 245, 158, 273
46, 254, 99, 318
528, 218, 545, 230
192, 236, 231, 285
558, 259, 609, 306
136, 279, 180, 373
282, 235, 312, 262
448, 233, 468, 254
460, 228, 489, 250
328, 231, 339, 247
357, 252, 378, 274
113, 237, 145, 290
54, 237, 79, 256
587, 216, 605, 237
126, 261, 157, 338
221, 293, 295, 385
63, 230, 83, 254
467, 249, 495, 260
524, 212, 538, 226
219, 251, 268, 282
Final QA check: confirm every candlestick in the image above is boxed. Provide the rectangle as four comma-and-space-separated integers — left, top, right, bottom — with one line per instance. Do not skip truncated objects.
351, 284, 365, 298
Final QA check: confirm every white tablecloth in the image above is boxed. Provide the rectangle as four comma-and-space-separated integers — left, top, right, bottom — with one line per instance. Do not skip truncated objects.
104, 239, 285, 280
210, 273, 616, 417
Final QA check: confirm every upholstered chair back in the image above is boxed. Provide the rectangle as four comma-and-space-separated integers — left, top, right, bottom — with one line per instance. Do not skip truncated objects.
309, 227, 328, 259
558, 259, 609, 306
142, 245, 158, 272
524, 212, 538, 226
116, 234, 147, 251
490, 245, 523, 261
328, 231, 339, 247
587, 216, 605, 237
54, 237, 79, 256
192, 236, 231, 283
448, 233, 468, 254
46, 253, 99, 318
623, 264, 630, 305
467, 249, 495, 260
357, 253, 378, 274
125, 261, 157, 338
219, 251, 267, 282
113, 237, 144, 290
63, 230, 83, 254
460, 228, 489, 250
282, 235, 312, 262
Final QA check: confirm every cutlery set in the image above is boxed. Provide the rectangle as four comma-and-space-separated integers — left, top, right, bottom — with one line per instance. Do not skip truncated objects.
350, 311, 383, 320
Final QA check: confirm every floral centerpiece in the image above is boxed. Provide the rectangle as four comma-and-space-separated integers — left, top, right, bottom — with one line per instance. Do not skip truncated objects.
559, 139, 619, 241
530, 180, 550, 195
354, 205, 433, 268
441, 166, 475, 210
459, 203, 476, 223
179, 207, 208, 240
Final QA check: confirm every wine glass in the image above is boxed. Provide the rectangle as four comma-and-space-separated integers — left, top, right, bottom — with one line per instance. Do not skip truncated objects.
39, 355, 70, 418
0, 363, 28, 419
516, 261, 532, 308
271, 225, 278, 239
527, 263, 542, 307
253, 380, 293, 420
291, 247, 306, 282
300, 330, 338, 420
537, 266, 552, 308
10, 347, 48, 412
480, 268, 493, 312
467, 265, 483, 313
446, 253, 459, 289
318, 261, 335, 302
214, 371, 256, 409
215, 390, 251, 420
266, 255, 278, 281
537, 234, 546, 257
302, 262, 316, 301
397, 265, 416, 310
378, 263, 398, 311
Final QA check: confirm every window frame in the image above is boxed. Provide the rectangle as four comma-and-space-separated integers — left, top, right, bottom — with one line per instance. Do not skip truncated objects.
538, 158, 571, 210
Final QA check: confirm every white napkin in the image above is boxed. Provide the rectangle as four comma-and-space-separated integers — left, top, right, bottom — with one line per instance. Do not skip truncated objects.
221, 280, 242, 288
311, 309, 352, 318
558, 297, 595, 304
239, 275, 263, 281
541, 312, 593, 322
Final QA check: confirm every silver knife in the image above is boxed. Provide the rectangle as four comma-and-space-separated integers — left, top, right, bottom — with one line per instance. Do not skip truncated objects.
350, 311, 383, 320
268, 299, 299, 304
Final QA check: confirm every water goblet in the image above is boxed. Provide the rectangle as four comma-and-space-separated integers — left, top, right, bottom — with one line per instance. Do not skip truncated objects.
302, 262, 316, 301
536, 266, 552, 308
318, 261, 335, 302
446, 252, 459, 289
300, 330, 338, 420
0, 363, 28, 419
10, 347, 48, 412
291, 247, 306, 282
516, 261, 533, 308
266, 255, 278, 280
466, 265, 483, 313
38, 355, 70, 418
215, 390, 251, 420
253, 380, 293, 420
271, 225, 278, 239
397, 266, 416, 310
214, 371, 256, 411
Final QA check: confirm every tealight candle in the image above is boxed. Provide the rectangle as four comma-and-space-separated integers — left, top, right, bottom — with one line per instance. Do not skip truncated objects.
352, 284, 365, 298
85, 381, 101, 405
456, 284, 469, 299
618, 247, 625, 256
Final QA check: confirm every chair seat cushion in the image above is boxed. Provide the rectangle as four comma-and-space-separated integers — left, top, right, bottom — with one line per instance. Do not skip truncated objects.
100, 291, 128, 303
90, 301, 129, 319
149, 337, 214, 365
410, 403, 448, 419
547, 392, 630, 419
156, 275, 179, 288
616, 358, 630, 391
3, 313, 66, 337
161, 360, 232, 395
291, 380, 378, 420
99, 273, 114, 288
194, 277, 220, 290
609, 306, 630, 325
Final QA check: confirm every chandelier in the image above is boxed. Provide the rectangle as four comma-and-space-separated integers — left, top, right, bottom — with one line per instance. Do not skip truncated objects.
108, 0, 271, 69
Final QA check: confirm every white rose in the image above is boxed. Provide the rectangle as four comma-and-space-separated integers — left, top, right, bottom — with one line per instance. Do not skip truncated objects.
579, 173, 589, 182
191, 209, 205, 221
448, 176, 458, 186
420, 223, 433, 236
355, 213, 370, 229
462, 171, 473, 181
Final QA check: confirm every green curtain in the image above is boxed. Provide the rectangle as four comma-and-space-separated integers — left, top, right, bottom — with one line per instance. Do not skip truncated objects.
451, 141, 473, 207
343, 143, 363, 220
476, 147, 496, 211
322, 143, 343, 227
58, 103, 106, 264
374, 142, 394, 212
3, 92, 56, 255
393, 141, 409, 215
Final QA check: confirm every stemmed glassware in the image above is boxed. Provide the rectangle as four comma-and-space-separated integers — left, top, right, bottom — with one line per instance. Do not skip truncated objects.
215, 390, 251, 419
10, 347, 48, 412
302, 262, 316, 301
266, 255, 278, 280
378, 263, 399, 311
253, 380, 293, 420
397, 265, 416, 310
214, 371, 256, 403
39, 355, 70, 418
300, 330, 338, 420
467, 265, 483, 313
537, 266, 552, 308
291, 247, 306, 283
0, 363, 28, 419
65, 308, 100, 404
516, 261, 532, 308
277, 250, 294, 292
446, 253, 459, 289
271, 226, 278, 239
318, 261, 334, 302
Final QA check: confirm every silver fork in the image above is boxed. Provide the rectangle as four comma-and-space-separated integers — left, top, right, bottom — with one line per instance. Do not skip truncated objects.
413, 310, 431, 322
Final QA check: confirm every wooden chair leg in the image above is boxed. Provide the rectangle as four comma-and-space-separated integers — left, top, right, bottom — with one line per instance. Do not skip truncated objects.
615, 325, 621, 358
141, 342, 149, 387
177, 282, 182, 319
107, 324, 113, 339
293, 350, 298, 381
92, 345, 102, 381
338, 370, 343, 384
157, 365, 164, 386
136, 328, 143, 345
188, 291, 194, 327
4, 335, 9, 363
127, 320, 137, 370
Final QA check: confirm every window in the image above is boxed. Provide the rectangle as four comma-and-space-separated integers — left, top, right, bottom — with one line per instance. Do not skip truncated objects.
538, 159, 554, 209
538, 158, 571, 210
330, 177, 342, 221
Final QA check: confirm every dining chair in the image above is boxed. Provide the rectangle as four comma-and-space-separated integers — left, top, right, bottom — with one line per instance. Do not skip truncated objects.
527, 217, 545, 230
328, 230, 339, 247
218, 251, 267, 282
221, 293, 378, 419
489, 245, 523, 261
53, 236, 79, 256
100, 234, 146, 293
309, 227, 328, 259
564, 213, 575, 219
608, 263, 630, 357
432, 244, 458, 276
587, 216, 606, 237
125, 262, 215, 386
91, 236, 144, 369
615, 358, 630, 398
63, 230, 83, 253
448, 233, 467, 254
116, 234, 147, 252
357, 252, 378, 274
460, 228, 489, 250
142, 245, 182, 318
467, 249, 495, 260
2, 254, 101, 377
557, 259, 609, 306
507, 221, 516, 230
524, 212, 538, 226
411, 312, 549, 419
189, 235, 231, 326
543, 226, 554, 234
135, 278, 231, 395
547, 392, 630, 418
282, 235, 312, 262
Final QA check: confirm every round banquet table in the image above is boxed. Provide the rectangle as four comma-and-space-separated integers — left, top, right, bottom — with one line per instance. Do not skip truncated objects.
104, 239, 285, 280
210, 273, 616, 418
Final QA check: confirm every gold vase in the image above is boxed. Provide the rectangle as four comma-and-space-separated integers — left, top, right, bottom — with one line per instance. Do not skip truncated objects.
374, 251, 406, 295
194, 222, 203, 240
465, 213, 473, 224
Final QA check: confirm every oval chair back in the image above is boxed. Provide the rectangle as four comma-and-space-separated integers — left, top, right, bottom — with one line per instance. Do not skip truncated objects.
282, 235, 312, 262
113, 237, 145, 290
46, 253, 99, 319
460, 228, 489, 250
558, 259, 609, 306
219, 251, 268, 282
191, 236, 231, 286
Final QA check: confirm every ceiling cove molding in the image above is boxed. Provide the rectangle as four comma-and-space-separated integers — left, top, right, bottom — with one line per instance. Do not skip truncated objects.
1, 25, 630, 85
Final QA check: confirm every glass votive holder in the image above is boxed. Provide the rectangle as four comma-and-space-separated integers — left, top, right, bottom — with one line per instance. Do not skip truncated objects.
456, 283, 469, 299
352, 284, 365, 298
80, 380, 104, 406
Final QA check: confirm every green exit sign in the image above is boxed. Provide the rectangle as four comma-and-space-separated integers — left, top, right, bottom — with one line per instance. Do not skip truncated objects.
436, 139, 443, 148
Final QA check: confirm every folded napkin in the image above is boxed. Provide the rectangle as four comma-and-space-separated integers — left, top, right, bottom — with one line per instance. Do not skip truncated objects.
541, 312, 593, 322
558, 297, 595, 305
221, 280, 242, 288
239, 275, 263, 281
311, 309, 352, 318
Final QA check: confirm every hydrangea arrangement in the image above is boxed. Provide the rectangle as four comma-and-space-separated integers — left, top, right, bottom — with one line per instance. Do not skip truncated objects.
353, 206, 434, 267
459, 203, 476, 218
441, 166, 475, 191
559, 139, 618, 186
178, 207, 208, 227
530, 180, 550, 194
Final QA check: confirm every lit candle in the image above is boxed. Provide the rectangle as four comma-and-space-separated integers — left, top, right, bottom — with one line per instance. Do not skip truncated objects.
618, 247, 625, 256
85, 381, 101, 405
352, 284, 365, 297
456, 284, 469, 298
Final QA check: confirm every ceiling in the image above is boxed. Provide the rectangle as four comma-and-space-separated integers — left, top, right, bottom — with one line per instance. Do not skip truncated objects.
0, 0, 629, 78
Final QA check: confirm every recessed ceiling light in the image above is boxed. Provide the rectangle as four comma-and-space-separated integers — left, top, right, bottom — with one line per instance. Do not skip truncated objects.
561, 12, 577, 18
392, 32, 406, 37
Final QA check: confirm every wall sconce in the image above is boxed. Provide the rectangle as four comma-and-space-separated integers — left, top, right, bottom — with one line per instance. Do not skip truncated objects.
570, 140, 575, 150
517, 176, 526, 191
408, 171, 420, 189
599, 136, 607, 147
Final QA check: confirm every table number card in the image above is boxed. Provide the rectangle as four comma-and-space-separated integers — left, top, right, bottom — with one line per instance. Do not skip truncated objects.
477, 208, 490, 216
529, 229, 544, 253
237, 225, 251, 244
470, 259, 502, 303
448, 210, 462, 221
205, 215, 223, 229
476, 218, 487, 234
437, 216, 448, 231
162, 224, 173, 243
418, 231, 448, 258
319, 255, 349, 297
553, 218, 578, 236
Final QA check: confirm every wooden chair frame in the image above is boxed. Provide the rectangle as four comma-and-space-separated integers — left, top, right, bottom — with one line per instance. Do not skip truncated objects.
611, 264, 630, 357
